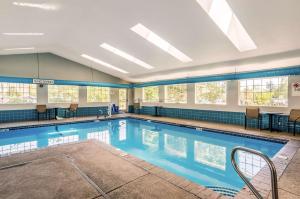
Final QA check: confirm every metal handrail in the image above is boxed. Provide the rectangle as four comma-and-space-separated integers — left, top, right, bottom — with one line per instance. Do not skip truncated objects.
231, 146, 278, 199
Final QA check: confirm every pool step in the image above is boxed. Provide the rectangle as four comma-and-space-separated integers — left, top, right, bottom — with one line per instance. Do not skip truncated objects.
206, 186, 239, 198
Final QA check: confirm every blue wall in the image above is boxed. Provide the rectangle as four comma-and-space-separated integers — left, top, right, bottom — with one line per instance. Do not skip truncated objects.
0, 106, 108, 123
129, 106, 297, 133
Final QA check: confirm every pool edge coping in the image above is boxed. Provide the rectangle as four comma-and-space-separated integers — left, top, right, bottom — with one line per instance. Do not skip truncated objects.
1, 115, 299, 199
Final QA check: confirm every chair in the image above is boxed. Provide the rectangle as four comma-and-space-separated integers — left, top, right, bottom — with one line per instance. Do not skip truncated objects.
133, 103, 141, 114
244, 107, 261, 129
112, 104, 119, 114
36, 105, 48, 121
65, 103, 78, 118
287, 109, 300, 136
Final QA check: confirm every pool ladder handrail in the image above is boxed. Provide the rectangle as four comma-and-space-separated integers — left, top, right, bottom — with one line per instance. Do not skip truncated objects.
231, 146, 278, 199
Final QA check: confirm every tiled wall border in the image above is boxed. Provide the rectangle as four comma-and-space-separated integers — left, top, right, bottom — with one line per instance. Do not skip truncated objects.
130, 106, 299, 133
0, 106, 109, 123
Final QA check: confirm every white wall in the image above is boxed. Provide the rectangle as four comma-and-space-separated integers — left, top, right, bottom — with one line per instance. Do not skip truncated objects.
134, 75, 300, 113
0, 53, 129, 110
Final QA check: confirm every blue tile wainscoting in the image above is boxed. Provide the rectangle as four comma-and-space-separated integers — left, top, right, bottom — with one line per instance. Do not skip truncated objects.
0, 106, 109, 123
132, 106, 299, 134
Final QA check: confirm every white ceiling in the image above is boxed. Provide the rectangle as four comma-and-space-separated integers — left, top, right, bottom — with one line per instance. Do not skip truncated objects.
1, 0, 300, 82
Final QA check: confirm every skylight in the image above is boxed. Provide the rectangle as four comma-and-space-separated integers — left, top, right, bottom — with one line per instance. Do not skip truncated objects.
3, 47, 35, 51
13, 2, 58, 10
100, 43, 154, 69
2, 33, 44, 36
130, 23, 192, 63
81, 54, 129, 74
196, 0, 257, 52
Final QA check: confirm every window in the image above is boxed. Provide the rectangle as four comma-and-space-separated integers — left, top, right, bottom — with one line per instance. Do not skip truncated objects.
87, 86, 110, 103
119, 89, 127, 110
48, 85, 79, 103
195, 81, 226, 105
165, 84, 187, 103
239, 77, 288, 107
143, 86, 159, 103
0, 82, 37, 104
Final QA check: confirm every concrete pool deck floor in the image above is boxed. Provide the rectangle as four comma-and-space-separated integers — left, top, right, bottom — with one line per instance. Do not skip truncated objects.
0, 140, 221, 199
1, 113, 300, 198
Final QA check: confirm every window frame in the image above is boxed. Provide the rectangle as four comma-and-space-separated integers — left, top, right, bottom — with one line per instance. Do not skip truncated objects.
195, 81, 227, 105
87, 86, 110, 103
48, 85, 79, 104
164, 84, 187, 104
142, 86, 159, 103
0, 82, 37, 105
238, 76, 288, 107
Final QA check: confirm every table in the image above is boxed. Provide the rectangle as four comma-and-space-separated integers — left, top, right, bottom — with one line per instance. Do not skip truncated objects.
47, 106, 64, 120
261, 112, 285, 132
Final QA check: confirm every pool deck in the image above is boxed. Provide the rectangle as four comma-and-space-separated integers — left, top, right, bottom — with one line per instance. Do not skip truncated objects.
0, 113, 300, 199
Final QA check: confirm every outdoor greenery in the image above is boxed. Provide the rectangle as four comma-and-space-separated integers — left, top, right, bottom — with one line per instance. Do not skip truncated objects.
87, 86, 110, 103
239, 77, 288, 107
0, 83, 37, 104
143, 86, 159, 102
119, 89, 127, 110
165, 84, 187, 103
48, 85, 79, 103
195, 81, 226, 104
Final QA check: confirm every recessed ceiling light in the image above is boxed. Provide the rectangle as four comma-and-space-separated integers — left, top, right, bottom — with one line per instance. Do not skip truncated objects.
2, 33, 44, 36
12, 2, 58, 10
130, 23, 192, 63
81, 54, 129, 74
100, 43, 154, 69
196, 0, 257, 52
3, 47, 35, 51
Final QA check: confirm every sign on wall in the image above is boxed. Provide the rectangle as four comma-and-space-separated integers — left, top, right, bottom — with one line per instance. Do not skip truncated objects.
292, 82, 300, 96
33, 79, 54, 85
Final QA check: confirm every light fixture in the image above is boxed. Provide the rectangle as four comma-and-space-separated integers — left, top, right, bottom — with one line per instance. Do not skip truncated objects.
130, 23, 192, 63
196, 0, 257, 52
2, 33, 44, 36
100, 43, 154, 69
81, 54, 129, 74
3, 47, 35, 51
12, 2, 58, 10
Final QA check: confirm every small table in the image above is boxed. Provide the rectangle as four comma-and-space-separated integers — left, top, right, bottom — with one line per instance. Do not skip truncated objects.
261, 112, 284, 132
47, 106, 64, 120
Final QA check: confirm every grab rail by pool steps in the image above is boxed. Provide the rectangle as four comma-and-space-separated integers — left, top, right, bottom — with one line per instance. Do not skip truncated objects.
231, 146, 278, 199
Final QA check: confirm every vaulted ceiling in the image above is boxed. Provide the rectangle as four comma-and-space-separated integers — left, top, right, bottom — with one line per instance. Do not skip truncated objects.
1, 0, 300, 82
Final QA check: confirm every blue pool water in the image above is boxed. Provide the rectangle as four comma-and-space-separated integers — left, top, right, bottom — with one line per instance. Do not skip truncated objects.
0, 118, 284, 194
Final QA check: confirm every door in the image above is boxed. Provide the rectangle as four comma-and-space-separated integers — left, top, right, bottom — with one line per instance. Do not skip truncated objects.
119, 89, 127, 111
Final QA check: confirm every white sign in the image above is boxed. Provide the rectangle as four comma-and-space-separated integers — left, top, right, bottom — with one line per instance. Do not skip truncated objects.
292, 82, 300, 96
33, 79, 54, 85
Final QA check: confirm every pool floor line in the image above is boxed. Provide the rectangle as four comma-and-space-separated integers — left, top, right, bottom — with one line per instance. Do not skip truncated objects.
0, 161, 32, 170
63, 154, 109, 199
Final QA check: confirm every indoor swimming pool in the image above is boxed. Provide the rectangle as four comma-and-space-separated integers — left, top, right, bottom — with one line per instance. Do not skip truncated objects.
0, 117, 285, 196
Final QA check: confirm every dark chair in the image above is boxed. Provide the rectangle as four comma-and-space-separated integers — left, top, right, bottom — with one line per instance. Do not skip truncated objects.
244, 107, 261, 129
112, 104, 119, 114
65, 103, 78, 118
287, 109, 300, 136
36, 105, 48, 121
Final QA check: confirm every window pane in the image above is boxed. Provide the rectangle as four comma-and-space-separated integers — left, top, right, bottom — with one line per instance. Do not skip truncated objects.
195, 81, 227, 105
87, 86, 110, 103
238, 76, 288, 107
165, 84, 187, 103
48, 85, 79, 103
0, 82, 37, 104
142, 86, 159, 103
